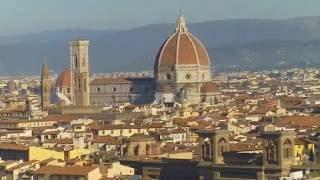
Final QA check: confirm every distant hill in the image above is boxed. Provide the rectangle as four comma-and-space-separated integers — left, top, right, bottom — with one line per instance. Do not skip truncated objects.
2, 17, 320, 75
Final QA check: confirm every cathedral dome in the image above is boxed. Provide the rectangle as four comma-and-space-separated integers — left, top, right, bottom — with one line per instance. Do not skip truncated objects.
56, 69, 71, 88
200, 82, 219, 93
155, 15, 211, 73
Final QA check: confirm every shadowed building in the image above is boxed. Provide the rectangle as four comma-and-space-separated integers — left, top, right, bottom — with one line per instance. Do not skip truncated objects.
120, 130, 306, 180
90, 78, 155, 105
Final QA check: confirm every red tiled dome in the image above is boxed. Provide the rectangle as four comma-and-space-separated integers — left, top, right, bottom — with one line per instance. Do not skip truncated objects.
200, 82, 219, 93
56, 69, 71, 88
155, 16, 211, 73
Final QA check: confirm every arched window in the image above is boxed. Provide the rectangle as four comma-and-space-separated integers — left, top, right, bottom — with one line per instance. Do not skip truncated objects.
134, 144, 140, 156
201, 95, 206, 103
84, 78, 87, 92
78, 79, 81, 89
202, 138, 212, 158
283, 139, 292, 158
218, 138, 227, 156
74, 55, 78, 68
146, 144, 150, 155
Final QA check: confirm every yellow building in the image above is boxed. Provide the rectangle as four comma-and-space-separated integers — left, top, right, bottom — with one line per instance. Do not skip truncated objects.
97, 124, 148, 137
0, 119, 57, 129
178, 106, 200, 118
29, 146, 92, 161
33, 165, 101, 180
293, 138, 315, 165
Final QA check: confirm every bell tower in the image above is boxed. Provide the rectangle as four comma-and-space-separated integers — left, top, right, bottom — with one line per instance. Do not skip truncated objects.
41, 60, 51, 110
261, 130, 295, 178
70, 40, 90, 106
195, 129, 230, 164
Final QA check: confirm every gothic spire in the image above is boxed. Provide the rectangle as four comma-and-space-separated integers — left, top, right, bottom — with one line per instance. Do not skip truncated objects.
41, 58, 50, 79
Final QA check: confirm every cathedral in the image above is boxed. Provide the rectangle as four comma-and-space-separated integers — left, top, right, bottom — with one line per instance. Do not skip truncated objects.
41, 39, 92, 112
41, 14, 220, 109
154, 14, 220, 105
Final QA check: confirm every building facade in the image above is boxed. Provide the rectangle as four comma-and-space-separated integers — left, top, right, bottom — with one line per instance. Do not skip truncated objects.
90, 78, 155, 105
121, 130, 298, 180
42, 15, 221, 107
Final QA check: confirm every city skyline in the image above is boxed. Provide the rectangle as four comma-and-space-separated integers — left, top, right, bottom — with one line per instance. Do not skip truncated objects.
1, 0, 320, 35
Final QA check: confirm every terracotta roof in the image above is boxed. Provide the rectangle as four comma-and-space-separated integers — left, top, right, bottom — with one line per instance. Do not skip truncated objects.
0, 143, 28, 151
33, 165, 99, 176
200, 82, 219, 93
56, 69, 71, 87
230, 143, 261, 151
295, 138, 310, 145
276, 116, 320, 128
42, 130, 60, 135
92, 136, 120, 145
43, 138, 73, 144
0, 118, 57, 125
156, 33, 210, 68
92, 124, 142, 130
6, 160, 38, 171
155, 16, 210, 73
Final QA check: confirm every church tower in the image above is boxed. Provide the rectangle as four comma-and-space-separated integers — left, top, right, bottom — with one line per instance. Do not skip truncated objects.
41, 60, 51, 110
70, 40, 90, 106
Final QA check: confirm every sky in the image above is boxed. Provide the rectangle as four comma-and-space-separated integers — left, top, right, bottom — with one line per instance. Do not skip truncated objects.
1, 0, 320, 35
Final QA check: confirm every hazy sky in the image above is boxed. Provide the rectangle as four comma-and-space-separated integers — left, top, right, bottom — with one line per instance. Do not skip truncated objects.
1, 0, 320, 35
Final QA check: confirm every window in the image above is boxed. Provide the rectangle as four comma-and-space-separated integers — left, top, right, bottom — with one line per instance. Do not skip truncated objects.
185, 74, 191, 80
84, 78, 87, 92
113, 87, 117, 92
283, 139, 292, 158
166, 74, 171, 80
129, 87, 134, 93
218, 138, 227, 156
96, 87, 101, 92
74, 55, 78, 68
67, 88, 71, 93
